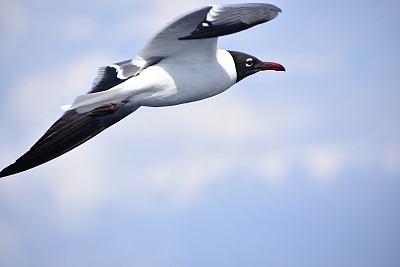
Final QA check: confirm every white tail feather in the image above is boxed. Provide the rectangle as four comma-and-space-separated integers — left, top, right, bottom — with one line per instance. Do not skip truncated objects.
61, 88, 129, 113
60, 104, 71, 111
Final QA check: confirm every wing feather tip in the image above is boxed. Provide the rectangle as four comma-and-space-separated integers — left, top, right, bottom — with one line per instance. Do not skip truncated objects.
0, 163, 27, 178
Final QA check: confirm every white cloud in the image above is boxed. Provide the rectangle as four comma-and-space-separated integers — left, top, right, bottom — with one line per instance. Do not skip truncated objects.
301, 144, 347, 184
93, 93, 319, 208
0, 143, 111, 234
139, 154, 230, 206
8, 53, 115, 131
0, 53, 117, 231
254, 150, 291, 185
41, 148, 111, 233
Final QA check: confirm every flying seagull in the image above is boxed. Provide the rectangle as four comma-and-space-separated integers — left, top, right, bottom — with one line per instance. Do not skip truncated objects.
0, 3, 285, 178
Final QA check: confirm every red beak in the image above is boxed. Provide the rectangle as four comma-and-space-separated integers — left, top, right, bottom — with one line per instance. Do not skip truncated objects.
258, 62, 286, 72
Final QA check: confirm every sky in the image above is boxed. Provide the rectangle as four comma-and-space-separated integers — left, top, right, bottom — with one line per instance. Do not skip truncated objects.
0, 0, 399, 266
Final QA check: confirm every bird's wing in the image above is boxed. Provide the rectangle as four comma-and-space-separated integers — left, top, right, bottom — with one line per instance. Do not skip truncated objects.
1, 56, 150, 178
135, 3, 281, 61
88, 56, 163, 94
0, 103, 139, 178
60, 55, 163, 112
88, 60, 135, 94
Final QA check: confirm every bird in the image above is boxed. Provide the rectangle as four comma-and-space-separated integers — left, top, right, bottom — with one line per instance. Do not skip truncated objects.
0, 3, 285, 178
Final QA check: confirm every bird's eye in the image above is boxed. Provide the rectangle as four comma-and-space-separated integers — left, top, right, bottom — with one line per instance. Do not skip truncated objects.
245, 58, 254, 67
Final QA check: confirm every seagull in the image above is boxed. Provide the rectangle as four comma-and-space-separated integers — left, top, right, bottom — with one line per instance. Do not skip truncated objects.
0, 3, 285, 178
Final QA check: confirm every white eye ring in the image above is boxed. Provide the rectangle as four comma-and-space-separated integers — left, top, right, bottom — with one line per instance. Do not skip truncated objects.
245, 58, 254, 67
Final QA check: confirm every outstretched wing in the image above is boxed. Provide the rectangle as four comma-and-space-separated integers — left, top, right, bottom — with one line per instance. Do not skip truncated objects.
136, 3, 281, 60
0, 103, 139, 178
179, 3, 282, 40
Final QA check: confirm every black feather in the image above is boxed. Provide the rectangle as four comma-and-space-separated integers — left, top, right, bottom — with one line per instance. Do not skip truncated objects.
0, 104, 138, 178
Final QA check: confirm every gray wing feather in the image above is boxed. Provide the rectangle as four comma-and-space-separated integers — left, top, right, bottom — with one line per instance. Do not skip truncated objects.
137, 3, 281, 59
180, 4, 281, 40
89, 60, 135, 94
89, 57, 162, 94
137, 6, 215, 60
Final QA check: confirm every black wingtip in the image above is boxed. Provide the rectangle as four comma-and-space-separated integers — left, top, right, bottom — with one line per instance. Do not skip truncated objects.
0, 163, 28, 178
0, 147, 57, 178
0, 168, 14, 178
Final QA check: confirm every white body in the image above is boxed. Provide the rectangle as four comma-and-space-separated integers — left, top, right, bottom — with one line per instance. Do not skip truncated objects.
126, 49, 236, 107
71, 49, 237, 112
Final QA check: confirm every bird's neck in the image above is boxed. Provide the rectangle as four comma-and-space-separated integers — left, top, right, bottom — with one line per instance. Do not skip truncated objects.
216, 49, 237, 83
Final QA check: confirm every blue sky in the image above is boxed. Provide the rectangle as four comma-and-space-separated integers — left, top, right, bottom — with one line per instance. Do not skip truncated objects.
0, 0, 399, 266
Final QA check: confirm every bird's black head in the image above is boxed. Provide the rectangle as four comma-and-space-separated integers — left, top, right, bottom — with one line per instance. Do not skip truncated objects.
227, 51, 285, 82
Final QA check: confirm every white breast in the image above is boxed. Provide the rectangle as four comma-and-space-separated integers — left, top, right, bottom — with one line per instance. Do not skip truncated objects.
125, 49, 237, 107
